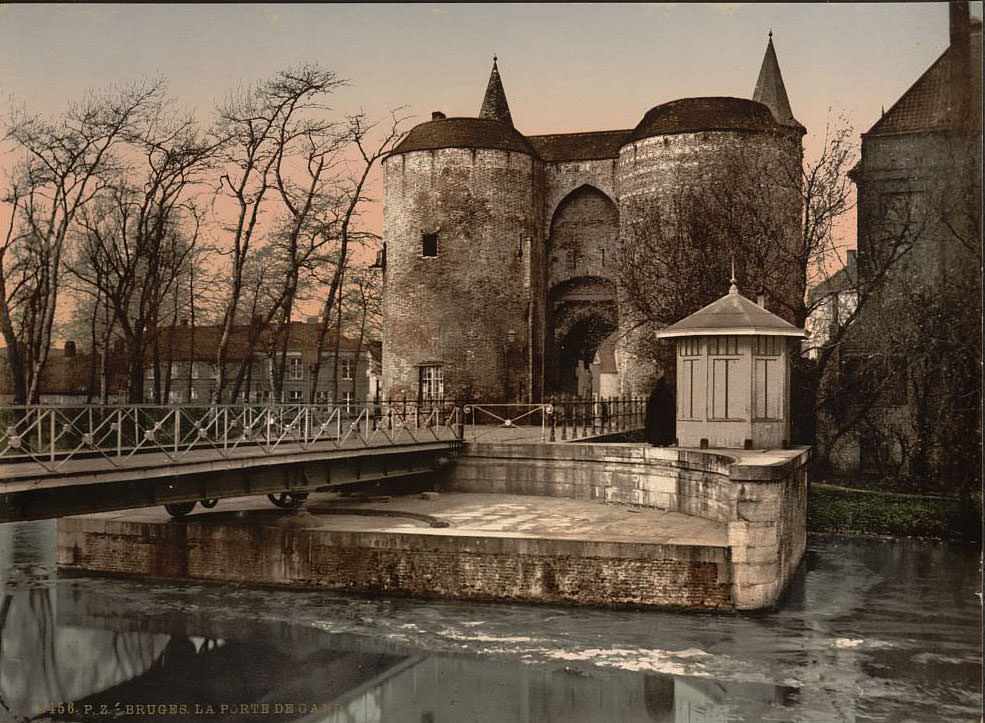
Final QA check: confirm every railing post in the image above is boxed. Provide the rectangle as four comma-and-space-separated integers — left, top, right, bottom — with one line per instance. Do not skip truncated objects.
49, 410, 55, 462
174, 410, 180, 455
456, 405, 465, 441
548, 402, 556, 443
117, 409, 123, 456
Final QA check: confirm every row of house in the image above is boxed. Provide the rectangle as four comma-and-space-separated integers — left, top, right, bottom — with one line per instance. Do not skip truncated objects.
0, 319, 381, 407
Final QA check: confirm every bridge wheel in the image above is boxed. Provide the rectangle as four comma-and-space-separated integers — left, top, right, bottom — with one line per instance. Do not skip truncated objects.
164, 501, 197, 517
267, 492, 309, 508
200, 498, 219, 509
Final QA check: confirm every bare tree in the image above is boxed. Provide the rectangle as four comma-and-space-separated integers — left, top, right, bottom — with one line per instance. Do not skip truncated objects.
210, 64, 346, 402
64, 100, 215, 403
1, 81, 164, 403
306, 112, 407, 402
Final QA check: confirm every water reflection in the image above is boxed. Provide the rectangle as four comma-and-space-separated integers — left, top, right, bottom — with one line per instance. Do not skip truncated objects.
0, 520, 980, 722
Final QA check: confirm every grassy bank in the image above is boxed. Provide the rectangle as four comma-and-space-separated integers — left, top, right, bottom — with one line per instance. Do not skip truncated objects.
808, 482, 981, 540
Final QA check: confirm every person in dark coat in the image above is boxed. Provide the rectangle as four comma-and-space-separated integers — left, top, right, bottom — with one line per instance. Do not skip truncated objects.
644, 372, 676, 446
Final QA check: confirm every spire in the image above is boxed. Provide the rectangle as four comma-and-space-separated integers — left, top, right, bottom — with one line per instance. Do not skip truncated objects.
729, 257, 739, 295
752, 33, 804, 132
478, 56, 514, 127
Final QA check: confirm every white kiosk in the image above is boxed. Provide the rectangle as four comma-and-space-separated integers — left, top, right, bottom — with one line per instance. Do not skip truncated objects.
656, 276, 806, 450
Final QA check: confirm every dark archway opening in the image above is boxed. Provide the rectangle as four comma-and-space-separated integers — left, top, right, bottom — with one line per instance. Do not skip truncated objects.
553, 312, 617, 397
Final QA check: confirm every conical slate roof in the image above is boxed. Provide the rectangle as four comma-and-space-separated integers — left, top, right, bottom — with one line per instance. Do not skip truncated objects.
478, 57, 513, 127
656, 281, 805, 338
752, 34, 805, 133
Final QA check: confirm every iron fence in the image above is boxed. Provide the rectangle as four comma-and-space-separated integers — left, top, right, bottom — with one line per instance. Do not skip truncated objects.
0, 396, 646, 472
0, 402, 462, 472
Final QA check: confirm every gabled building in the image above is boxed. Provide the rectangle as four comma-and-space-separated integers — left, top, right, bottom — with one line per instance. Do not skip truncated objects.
804, 250, 858, 360
820, 3, 982, 478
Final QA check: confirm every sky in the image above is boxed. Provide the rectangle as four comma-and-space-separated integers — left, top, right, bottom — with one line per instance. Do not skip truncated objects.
1, 2, 981, 247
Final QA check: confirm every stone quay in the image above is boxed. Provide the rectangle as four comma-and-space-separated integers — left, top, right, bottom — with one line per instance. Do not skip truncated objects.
58, 439, 808, 611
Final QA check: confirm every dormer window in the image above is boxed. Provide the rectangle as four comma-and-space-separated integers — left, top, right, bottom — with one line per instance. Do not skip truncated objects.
422, 232, 438, 257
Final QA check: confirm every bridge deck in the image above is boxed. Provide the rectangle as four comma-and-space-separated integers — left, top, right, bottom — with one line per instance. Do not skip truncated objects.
0, 424, 633, 487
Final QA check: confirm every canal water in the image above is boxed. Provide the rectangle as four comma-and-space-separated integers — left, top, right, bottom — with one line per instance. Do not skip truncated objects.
0, 520, 980, 722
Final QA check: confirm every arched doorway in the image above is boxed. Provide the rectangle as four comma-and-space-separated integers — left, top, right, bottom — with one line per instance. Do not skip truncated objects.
546, 185, 620, 397
549, 280, 618, 396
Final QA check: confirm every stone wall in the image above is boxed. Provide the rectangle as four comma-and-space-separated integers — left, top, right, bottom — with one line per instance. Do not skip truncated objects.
56, 442, 808, 611
446, 442, 810, 609
381, 148, 544, 401
59, 518, 732, 610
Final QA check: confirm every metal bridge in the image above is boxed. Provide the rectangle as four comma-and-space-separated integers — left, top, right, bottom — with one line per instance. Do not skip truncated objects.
0, 399, 646, 522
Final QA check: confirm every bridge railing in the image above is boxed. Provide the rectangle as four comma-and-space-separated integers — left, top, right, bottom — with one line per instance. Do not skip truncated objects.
0, 397, 647, 471
462, 397, 646, 443
0, 402, 463, 472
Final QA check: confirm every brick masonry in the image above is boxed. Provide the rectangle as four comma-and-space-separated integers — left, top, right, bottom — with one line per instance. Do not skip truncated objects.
382, 105, 805, 402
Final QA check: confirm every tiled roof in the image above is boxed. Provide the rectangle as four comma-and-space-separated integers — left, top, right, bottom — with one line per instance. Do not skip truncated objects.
527, 130, 630, 162
390, 117, 537, 156
154, 322, 373, 363
629, 97, 787, 143
656, 285, 805, 338
866, 24, 982, 136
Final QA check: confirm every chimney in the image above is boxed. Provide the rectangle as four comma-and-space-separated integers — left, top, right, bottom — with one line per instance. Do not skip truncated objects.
949, 1, 971, 126
431, 111, 446, 121
64, 341, 76, 357
757, 294, 767, 308
179, 318, 189, 327
846, 249, 857, 269
307, 316, 320, 325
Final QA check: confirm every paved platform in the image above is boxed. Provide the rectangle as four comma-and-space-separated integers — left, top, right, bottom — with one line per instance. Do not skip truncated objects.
71, 491, 728, 548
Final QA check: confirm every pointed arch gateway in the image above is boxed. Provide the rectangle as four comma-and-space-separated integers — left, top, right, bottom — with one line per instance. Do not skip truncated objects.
545, 184, 620, 397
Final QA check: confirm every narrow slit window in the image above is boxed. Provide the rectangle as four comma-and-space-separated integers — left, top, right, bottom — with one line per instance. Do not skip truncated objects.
422, 232, 438, 257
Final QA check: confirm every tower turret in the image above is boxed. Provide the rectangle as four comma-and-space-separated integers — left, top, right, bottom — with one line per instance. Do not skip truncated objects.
478, 56, 514, 127
752, 32, 805, 133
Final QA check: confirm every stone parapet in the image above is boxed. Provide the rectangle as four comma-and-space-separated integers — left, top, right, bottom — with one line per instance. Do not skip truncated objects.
445, 442, 809, 609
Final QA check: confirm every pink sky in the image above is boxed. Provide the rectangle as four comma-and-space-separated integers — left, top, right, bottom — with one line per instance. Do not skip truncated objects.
2, 3, 981, 263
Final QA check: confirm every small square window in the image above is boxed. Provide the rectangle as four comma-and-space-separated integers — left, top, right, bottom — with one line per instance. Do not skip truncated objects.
422, 232, 438, 257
